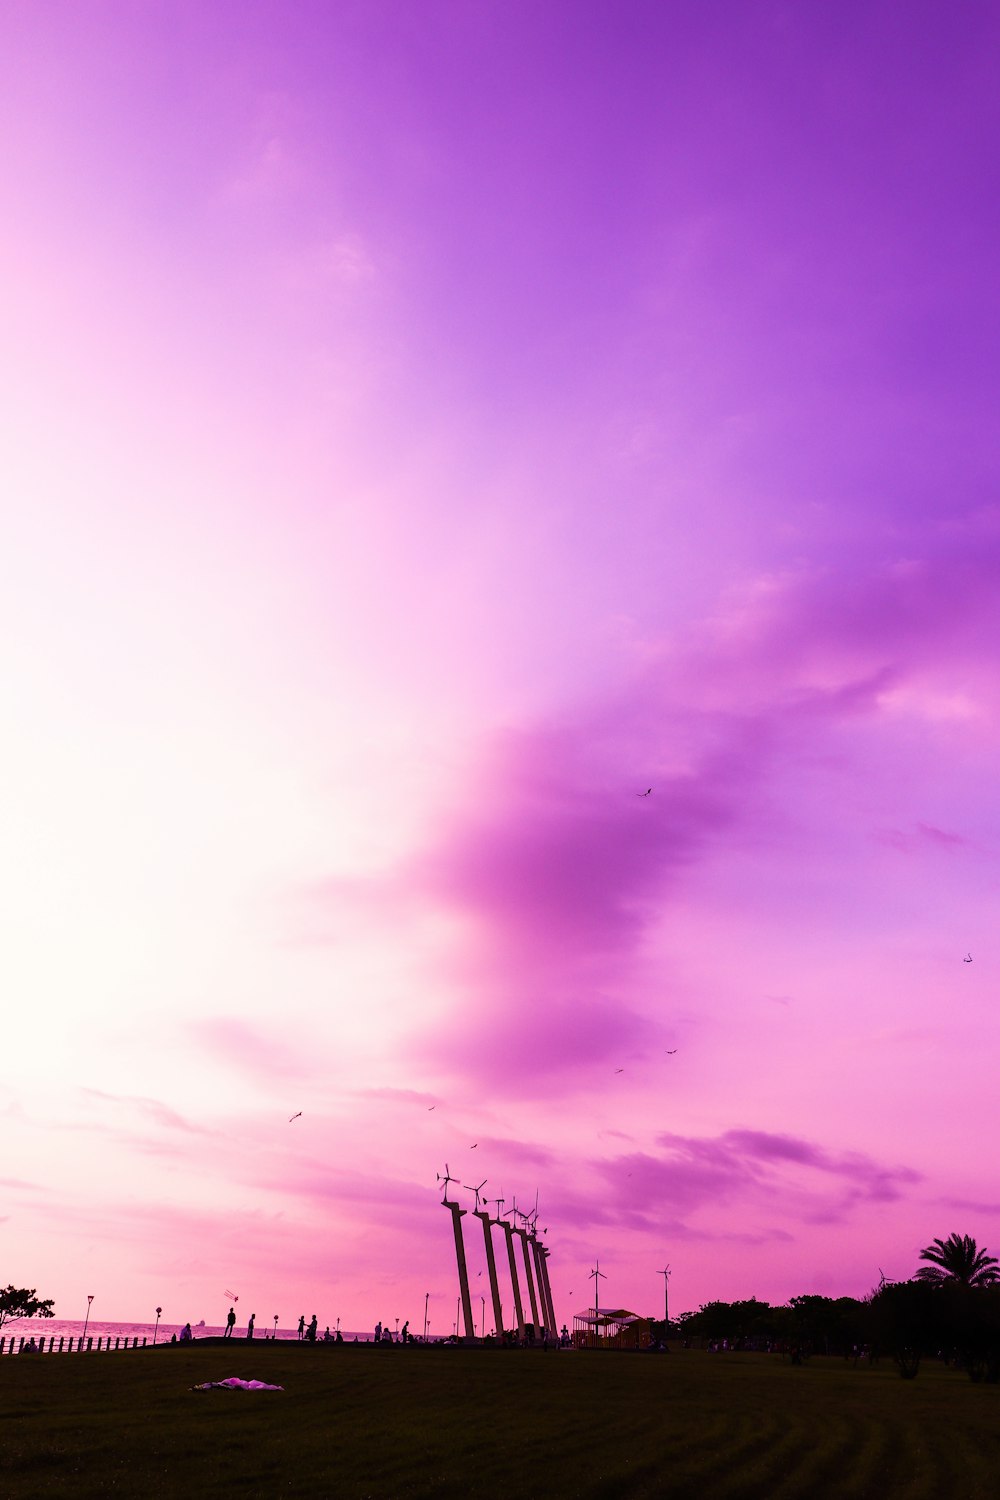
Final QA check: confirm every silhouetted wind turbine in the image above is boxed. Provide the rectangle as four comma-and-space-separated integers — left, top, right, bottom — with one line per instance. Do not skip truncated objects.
590, 1261, 607, 1323
436, 1163, 458, 1202
658, 1264, 671, 1324
464, 1179, 488, 1212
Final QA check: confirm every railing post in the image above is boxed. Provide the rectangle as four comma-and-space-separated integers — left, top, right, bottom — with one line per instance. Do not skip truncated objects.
142, 1337, 147, 1347
59, 1337, 64, 1352
87, 1337, 93, 1351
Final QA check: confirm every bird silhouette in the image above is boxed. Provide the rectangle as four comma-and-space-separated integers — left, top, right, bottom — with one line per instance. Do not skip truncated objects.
665, 1049, 677, 1055
428, 1105, 436, 1110
288, 1112, 302, 1122
963, 953, 973, 963
470, 1143, 478, 1149
637, 788, 652, 797
614, 1068, 624, 1074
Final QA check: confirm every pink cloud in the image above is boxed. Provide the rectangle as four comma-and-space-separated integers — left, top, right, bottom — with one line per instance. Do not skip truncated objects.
79, 1087, 215, 1136
189, 1018, 310, 1082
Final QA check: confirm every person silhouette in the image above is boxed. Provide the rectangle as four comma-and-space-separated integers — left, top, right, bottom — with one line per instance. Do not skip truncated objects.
297, 1314, 305, 1341
246, 1313, 256, 1340
306, 1314, 318, 1343
224, 1307, 236, 1339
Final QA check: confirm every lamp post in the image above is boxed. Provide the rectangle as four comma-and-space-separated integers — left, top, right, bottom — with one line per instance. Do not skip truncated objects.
423, 1292, 429, 1342
154, 1307, 162, 1345
273, 1315, 279, 1340
395, 1317, 399, 1337
82, 1295, 94, 1341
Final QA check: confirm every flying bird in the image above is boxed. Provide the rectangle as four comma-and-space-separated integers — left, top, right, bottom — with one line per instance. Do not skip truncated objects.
288, 1112, 302, 1122
470, 1143, 478, 1149
963, 953, 973, 963
428, 1106, 436, 1110
614, 1068, 624, 1074
637, 788, 652, 797
665, 1049, 677, 1055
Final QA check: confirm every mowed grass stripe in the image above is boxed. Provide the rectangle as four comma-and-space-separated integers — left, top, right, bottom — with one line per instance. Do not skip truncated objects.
679, 1411, 809, 1498
2, 1345, 1000, 1498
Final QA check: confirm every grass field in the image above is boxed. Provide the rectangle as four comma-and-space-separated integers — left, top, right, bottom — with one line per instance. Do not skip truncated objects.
2, 1342, 999, 1498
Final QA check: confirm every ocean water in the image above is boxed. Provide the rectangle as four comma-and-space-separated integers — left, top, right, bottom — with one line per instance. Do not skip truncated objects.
2, 1318, 431, 1349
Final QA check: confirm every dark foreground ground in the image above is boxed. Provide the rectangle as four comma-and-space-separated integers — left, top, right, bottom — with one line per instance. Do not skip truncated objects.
1, 1342, 998, 1499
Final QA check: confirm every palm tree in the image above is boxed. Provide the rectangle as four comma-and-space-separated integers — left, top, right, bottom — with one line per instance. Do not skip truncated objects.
914, 1233, 999, 1287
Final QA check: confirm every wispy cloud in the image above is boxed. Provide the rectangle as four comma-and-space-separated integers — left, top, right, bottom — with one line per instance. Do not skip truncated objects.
188, 1018, 310, 1083
79, 1088, 217, 1136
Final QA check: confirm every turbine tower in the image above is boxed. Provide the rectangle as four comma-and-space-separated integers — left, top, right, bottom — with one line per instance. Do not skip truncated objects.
438, 1164, 475, 1341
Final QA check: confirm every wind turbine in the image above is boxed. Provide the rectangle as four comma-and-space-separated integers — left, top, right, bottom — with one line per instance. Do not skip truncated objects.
658, 1264, 671, 1325
590, 1260, 607, 1331
464, 1178, 488, 1212
436, 1163, 458, 1202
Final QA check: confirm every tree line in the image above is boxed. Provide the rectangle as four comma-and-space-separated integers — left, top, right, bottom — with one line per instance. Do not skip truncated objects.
659, 1233, 1000, 1381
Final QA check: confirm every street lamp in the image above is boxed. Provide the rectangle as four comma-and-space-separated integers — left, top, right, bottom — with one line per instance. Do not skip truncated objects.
82, 1295, 94, 1341
154, 1307, 162, 1345
273, 1315, 279, 1340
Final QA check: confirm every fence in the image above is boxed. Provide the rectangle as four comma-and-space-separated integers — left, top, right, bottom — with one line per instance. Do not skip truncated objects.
1, 1334, 149, 1354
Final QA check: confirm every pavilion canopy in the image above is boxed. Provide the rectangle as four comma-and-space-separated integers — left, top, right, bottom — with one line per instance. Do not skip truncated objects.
573, 1308, 641, 1327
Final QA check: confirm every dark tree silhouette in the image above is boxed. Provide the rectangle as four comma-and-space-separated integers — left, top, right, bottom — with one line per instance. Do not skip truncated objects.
0, 1285, 55, 1332
914, 1233, 999, 1287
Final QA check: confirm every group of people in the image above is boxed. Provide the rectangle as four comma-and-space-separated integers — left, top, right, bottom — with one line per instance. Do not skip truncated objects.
209, 1309, 425, 1344
372, 1320, 410, 1344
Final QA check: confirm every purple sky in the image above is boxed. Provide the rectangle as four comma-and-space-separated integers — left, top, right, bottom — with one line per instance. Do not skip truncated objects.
3, 0, 999, 1332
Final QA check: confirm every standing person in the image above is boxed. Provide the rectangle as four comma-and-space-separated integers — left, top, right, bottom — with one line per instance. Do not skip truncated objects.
179, 1323, 193, 1343
246, 1313, 256, 1340
306, 1314, 318, 1343
401, 1321, 409, 1345
374, 1321, 382, 1343
224, 1307, 236, 1339
297, 1314, 305, 1341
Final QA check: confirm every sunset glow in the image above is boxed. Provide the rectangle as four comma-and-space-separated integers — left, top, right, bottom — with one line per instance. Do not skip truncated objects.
2, 1, 999, 1333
